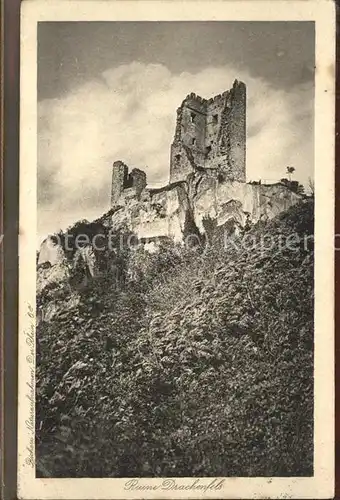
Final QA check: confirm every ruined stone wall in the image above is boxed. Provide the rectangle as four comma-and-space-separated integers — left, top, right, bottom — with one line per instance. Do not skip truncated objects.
111, 161, 129, 206
170, 94, 207, 183
180, 94, 207, 154
170, 142, 195, 184
205, 92, 228, 152
225, 80, 246, 182
110, 169, 301, 245
169, 82, 246, 184
205, 92, 230, 173
129, 168, 147, 200
111, 163, 148, 206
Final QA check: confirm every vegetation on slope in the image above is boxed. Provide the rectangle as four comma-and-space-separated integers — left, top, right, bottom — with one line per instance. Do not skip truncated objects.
36, 200, 314, 478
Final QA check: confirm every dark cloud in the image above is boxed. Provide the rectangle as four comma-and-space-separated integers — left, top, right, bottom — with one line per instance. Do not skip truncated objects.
38, 21, 314, 101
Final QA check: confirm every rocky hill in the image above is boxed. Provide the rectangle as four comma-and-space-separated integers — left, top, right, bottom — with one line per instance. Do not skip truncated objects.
110, 169, 301, 243
37, 168, 301, 324
36, 199, 314, 478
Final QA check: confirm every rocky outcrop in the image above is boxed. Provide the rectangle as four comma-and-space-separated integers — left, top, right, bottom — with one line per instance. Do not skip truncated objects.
107, 82, 300, 243
36, 171, 301, 324
110, 171, 301, 243
191, 173, 300, 232
36, 81, 304, 326
38, 236, 66, 267
37, 240, 98, 324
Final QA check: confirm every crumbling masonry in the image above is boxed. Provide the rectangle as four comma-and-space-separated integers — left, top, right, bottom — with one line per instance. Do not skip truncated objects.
111, 161, 147, 207
111, 79, 246, 206
37, 78, 301, 308
170, 79, 246, 183
108, 79, 299, 244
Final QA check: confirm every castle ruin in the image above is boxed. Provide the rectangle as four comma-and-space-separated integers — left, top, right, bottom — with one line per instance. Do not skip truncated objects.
111, 79, 246, 206
38, 79, 302, 274
170, 79, 246, 183
108, 79, 300, 243
111, 161, 147, 206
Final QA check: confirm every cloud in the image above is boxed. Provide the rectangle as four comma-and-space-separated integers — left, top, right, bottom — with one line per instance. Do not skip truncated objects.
38, 61, 313, 242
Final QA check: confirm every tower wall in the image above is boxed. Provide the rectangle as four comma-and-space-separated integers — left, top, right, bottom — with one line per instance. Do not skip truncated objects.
225, 80, 246, 182
111, 161, 129, 206
180, 95, 207, 156
170, 143, 195, 184
111, 162, 148, 206
170, 94, 207, 183
205, 92, 229, 148
129, 168, 147, 199
169, 81, 246, 184
205, 91, 230, 172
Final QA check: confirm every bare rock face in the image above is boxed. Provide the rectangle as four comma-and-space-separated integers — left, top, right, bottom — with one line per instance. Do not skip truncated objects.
191, 174, 301, 233
38, 236, 66, 267
36, 175, 301, 324
37, 236, 80, 324
37, 236, 70, 295
110, 170, 301, 243
111, 182, 192, 243
36, 259, 80, 325
37, 237, 105, 324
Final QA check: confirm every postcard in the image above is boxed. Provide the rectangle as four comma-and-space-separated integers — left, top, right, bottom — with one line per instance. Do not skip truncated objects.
18, 1, 335, 498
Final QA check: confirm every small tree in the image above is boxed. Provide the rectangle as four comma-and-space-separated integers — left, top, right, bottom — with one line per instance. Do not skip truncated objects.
286, 166, 295, 182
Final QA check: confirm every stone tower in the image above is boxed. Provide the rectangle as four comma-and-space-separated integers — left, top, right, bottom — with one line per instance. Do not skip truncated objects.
111, 161, 129, 206
170, 79, 246, 183
111, 160, 147, 206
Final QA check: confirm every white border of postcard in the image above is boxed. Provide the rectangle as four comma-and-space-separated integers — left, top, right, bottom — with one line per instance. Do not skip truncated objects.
18, 1, 335, 498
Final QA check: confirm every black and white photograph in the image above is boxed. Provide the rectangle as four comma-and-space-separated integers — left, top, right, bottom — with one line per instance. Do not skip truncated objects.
17, 1, 335, 499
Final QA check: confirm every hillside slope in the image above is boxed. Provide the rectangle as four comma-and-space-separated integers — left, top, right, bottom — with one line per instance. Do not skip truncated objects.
36, 200, 314, 478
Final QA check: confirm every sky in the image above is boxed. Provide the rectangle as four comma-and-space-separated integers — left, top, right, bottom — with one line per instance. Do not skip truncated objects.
38, 21, 315, 244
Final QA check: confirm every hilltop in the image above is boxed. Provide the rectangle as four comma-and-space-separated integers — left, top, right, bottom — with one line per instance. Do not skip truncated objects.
36, 199, 314, 477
